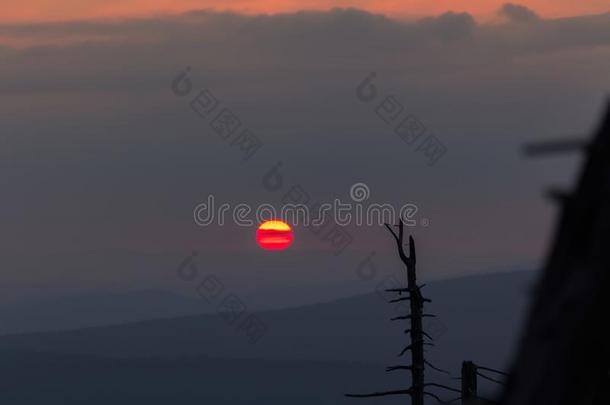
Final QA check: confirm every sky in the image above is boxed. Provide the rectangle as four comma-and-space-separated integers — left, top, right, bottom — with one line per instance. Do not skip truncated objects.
1, 0, 609, 22
1, 2, 609, 307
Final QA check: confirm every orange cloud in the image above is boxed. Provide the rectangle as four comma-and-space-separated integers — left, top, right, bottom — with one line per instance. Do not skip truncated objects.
0, 0, 608, 23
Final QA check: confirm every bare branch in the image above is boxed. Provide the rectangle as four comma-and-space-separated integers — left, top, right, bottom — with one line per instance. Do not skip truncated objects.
424, 391, 444, 403
398, 344, 415, 356
474, 365, 509, 377
408, 235, 416, 264
345, 389, 412, 398
385, 288, 409, 293
545, 187, 571, 203
396, 222, 410, 265
387, 289, 429, 303
398, 340, 433, 356
386, 365, 417, 372
386, 287, 424, 294
383, 223, 399, 242
425, 360, 451, 374
476, 371, 506, 385
392, 314, 435, 321
423, 383, 462, 394
523, 137, 587, 157
398, 221, 404, 243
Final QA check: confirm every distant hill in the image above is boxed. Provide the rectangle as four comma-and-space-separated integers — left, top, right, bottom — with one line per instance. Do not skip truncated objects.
0, 289, 208, 335
0, 270, 535, 372
0, 270, 535, 404
0, 350, 406, 405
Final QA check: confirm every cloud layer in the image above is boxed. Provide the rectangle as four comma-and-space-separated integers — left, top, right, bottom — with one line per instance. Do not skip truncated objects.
2, 0, 609, 23
0, 5, 609, 303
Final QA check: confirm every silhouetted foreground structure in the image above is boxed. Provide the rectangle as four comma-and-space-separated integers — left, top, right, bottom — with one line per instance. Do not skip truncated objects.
459, 361, 506, 404
346, 221, 457, 404
501, 102, 610, 405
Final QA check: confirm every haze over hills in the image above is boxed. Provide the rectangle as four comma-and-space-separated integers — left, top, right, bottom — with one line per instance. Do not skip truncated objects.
0, 289, 208, 335
0, 269, 534, 335
0, 270, 535, 403
0, 270, 534, 369
0, 271, 534, 363
0, 350, 407, 405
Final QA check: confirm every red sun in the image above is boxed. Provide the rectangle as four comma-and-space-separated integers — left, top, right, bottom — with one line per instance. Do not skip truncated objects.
256, 220, 293, 250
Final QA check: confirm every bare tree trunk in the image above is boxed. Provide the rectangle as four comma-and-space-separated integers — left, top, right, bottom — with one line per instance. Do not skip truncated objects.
405, 236, 424, 405
388, 222, 425, 405
346, 222, 450, 403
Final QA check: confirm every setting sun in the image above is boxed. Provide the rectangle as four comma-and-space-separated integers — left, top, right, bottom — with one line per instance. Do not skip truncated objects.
256, 220, 293, 250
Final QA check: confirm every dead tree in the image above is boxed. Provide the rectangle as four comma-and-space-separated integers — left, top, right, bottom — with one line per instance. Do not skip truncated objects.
346, 220, 457, 404
500, 102, 610, 405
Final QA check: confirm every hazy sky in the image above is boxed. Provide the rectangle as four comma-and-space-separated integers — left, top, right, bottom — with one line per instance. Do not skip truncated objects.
1, 0, 609, 22
1, 2, 609, 307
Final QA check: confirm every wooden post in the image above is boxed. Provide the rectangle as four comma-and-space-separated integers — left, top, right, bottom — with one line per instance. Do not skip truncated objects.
462, 361, 477, 405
